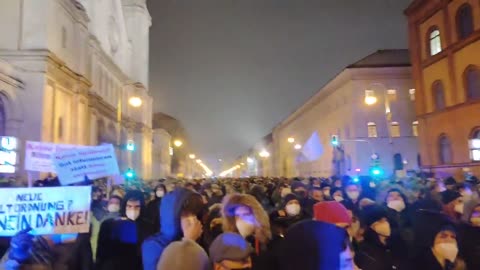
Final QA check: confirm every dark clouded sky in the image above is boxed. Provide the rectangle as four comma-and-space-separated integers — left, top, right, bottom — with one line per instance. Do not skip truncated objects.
148, 0, 412, 165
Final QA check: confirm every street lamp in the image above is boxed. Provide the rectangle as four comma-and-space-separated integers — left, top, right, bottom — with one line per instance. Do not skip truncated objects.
259, 150, 270, 158
128, 96, 143, 107
196, 159, 202, 164
294, 144, 302, 150
173, 140, 183, 148
364, 93, 377, 105
287, 137, 295, 143
247, 157, 254, 163
189, 154, 196, 159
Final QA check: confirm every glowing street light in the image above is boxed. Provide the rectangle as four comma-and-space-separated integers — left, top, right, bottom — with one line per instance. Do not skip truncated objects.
189, 154, 196, 159
287, 137, 295, 143
247, 157, 254, 163
196, 159, 202, 164
294, 144, 302, 150
364, 91, 378, 105
128, 96, 143, 107
259, 150, 270, 158
173, 140, 183, 148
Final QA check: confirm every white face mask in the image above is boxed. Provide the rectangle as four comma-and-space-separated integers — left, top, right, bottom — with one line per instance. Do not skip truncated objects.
347, 191, 360, 200
285, 204, 301, 216
323, 190, 331, 197
281, 188, 292, 198
369, 182, 376, 188
126, 209, 140, 221
334, 195, 344, 202
236, 218, 256, 238
156, 190, 165, 198
372, 221, 391, 237
433, 242, 458, 262
387, 200, 406, 212
107, 204, 120, 213
454, 203, 464, 214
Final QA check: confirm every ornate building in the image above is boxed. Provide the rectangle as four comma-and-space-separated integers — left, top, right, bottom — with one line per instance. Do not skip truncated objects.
271, 50, 418, 178
406, 0, 480, 177
0, 0, 154, 180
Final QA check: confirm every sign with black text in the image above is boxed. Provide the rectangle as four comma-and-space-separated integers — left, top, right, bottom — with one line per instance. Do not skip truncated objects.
0, 186, 91, 236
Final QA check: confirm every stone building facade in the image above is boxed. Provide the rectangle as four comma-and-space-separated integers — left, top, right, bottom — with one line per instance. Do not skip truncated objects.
0, 0, 156, 180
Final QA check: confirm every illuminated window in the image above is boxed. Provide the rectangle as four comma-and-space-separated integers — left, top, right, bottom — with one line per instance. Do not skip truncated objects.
367, 122, 378, 138
439, 134, 452, 164
470, 130, 480, 161
465, 66, 480, 100
390, 122, 401, 137
387, 89, 397, 101
456, 4, 474, 40
412, 121, 419, 137
409, 89, 416, 101
433, 81, 446, 110
429, 29, 442, 56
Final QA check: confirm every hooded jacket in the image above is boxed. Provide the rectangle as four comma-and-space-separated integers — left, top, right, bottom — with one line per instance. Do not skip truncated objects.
96, 191, 154, 270
278, 220, 348, 270
459, 203, 480, 270
142, 188, 199, 270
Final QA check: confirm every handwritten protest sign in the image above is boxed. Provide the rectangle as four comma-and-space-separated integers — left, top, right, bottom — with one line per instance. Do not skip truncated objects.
25, 141, 89, 172
0, 186, 91, 236
54, 144, 120, 185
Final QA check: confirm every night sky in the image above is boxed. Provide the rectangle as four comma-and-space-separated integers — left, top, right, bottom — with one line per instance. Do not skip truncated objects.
148, 0, 412, 166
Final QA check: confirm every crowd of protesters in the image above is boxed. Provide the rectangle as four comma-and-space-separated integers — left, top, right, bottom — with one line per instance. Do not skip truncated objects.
0, 174, 480, 270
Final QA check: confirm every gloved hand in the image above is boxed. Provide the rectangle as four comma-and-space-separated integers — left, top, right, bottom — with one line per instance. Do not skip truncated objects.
8, 228, 34, 263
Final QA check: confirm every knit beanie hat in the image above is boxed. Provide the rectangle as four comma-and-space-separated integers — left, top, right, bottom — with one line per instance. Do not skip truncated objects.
361, 204, 388, 227
441, 190, 461, 205
157, 239, 210, 270
444, 177, 457, 186
282, 194, 300, 208
413, 210, 456, 249
291, 181, 307, 191
313, 201, 351, 225
209, 233, 251, 264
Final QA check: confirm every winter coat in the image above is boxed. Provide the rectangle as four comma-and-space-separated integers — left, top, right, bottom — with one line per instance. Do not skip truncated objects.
355, 229, 409, 270
277, 220, 349, 270
142, 188, 199, 270
412, 249, 455, 270
96, 191, 154, 270
459, 224, 480, 270
269, 210, 308, 237
145, 197, 162, 232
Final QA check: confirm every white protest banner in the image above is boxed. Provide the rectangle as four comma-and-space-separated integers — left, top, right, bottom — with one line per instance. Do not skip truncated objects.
24, 141, 90, 173
54, 144, 120, 185
0, 186, 91, 236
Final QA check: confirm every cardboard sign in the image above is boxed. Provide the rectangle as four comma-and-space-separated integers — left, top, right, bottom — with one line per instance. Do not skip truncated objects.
0, 186, 91, 236
24, 141, 89, 173
54, 144, 120, 185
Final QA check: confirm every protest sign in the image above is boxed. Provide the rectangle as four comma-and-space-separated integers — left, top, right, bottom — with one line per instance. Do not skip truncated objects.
54, 144, 120, 185
24, 141, 89, 173
0, 186, 91, 236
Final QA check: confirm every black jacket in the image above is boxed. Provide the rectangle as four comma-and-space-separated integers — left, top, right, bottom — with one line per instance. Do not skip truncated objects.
412, 249, 455, 270
355, 229, 409, 270
459, 224, 480, 270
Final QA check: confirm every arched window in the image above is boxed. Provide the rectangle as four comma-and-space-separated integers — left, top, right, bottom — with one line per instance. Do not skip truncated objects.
469, 129, 480, 161
456, 4, 474, 40
393, 153, 404, 171
465, 66, 480, 100
412, 121, 419, 137
438, 134, 453, 165
367, 122, 378, 138
390, 122, 401, 137
432, 81, 446, 110
429, 28, 442, 56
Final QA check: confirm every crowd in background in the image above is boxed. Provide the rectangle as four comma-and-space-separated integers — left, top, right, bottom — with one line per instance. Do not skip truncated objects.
0, 174, 480, 270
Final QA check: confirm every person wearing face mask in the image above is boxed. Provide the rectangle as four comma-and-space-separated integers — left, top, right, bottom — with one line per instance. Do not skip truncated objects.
320, 182, 332, 200
459, 204, 480, 270
270, 194, 307, 238
342, 182, 362, 216
384, 189, 414, 252
146, 184, 166, 232
440, 190, 464, 222
355, 205, 410, 270
222, 194, 272, 270
412, 210, 465, 270
91, 195, 122, 261
97, 190, 154, 270
331, 187, 345, 202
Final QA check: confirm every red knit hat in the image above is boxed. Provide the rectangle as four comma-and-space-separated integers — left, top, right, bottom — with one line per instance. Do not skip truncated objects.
313, 201, 351, 225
